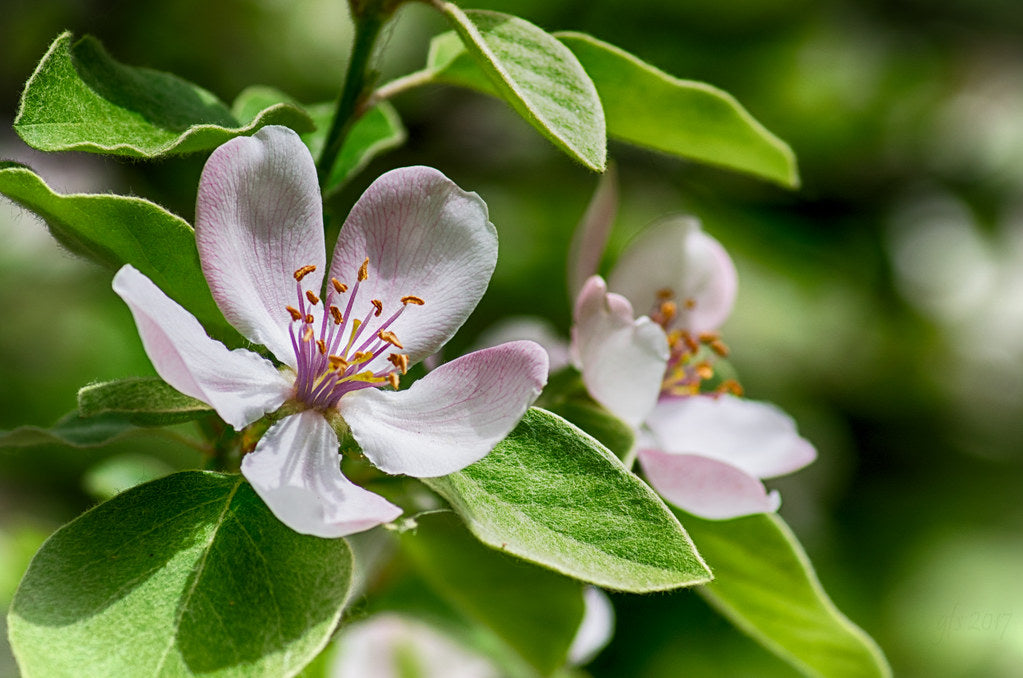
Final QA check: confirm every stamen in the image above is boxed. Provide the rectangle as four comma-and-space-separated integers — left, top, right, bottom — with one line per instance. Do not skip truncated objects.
331, 278, 347, 294
388, 353, 409, 374
294, 265, 317, 281
330, 306, 343, 324
378, 330, 403, 348
371, 299, 383, 317
302, 326, 314, 342
659, 300, 677, 321
681, 331, 700, 354
698, 332, 720, 343
401, 295, 425, 306
719, 379, 744, 396
657, 288, 674, 300
386, 373, 400, 389
358, 257, 369, 281
684, 297, 697, 310
695, 362, 714, 380
709, 339, 730, 357
304, 314, 315, 324
350, 351, 374, 364
316, 339, 327, 355
286, 306, 302, 321
306, 290, 320, 305
328, 355, 349, 371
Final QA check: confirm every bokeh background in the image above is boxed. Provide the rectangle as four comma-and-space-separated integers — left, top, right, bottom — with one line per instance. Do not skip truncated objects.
2, 0, 1023, 676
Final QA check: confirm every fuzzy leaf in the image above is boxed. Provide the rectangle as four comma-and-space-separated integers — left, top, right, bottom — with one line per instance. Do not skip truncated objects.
78, 377, 213, 426
426, 408, 710, 592
0, 411, 141, 449
0, 162, 233, 340
400, 512, 584, 675
684, 512, 891, 678
8, 471, 353, 678
15, 33, 313, 157
547, 397, 634, 461
556, 32, 798, 187
432, 6, 606, 171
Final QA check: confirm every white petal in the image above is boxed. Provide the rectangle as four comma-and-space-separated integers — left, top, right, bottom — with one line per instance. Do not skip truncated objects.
338, 341, 547, 478
567, 164, 619, 301
570, 276, 668, 427
644, 395, 817, 479
328, 166, 496, 370
113, 265, 291, 430
242, 411, 402, 538
637, 448, 781, 520
568, 587, 615, 666
196, 125, 325, 365
472, 316, 571, 373
608, 216, 737, 334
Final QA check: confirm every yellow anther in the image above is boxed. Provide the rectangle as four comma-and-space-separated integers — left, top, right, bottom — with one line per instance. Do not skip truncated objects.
659, 300, 677, 320
316, 339, 327, 355
306, 290, 320, 305
681, 331, 700, 354
331, 278, 347, 294
388, 353, 409, 374
378, 330, 403, 349
684, 297, 697, 310
304, 314, 315, 324
386, 373, 400, 389
695, 362, 714, 380
351, 351, 374, 364
358, 257, 369, 282
330, 306, 343, 324
328, 355, 349, 371
709, 339, 730, 357
698, 332, 720, 343
294, 265, 317, 281
302, 326, 314, 342
657, 288, 674, 300
371, 299, 383, 317
286, 306, 302, 321
401, 295, 425, 306
719, 379, 744, 396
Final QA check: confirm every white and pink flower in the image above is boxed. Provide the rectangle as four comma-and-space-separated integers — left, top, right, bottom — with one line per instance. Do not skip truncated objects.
113, 125, 547, 538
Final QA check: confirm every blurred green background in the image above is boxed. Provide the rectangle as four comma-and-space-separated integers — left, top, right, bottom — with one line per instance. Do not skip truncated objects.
2, 0, 1022, 676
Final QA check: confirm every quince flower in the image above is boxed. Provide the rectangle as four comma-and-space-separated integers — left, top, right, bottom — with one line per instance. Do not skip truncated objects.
113, 125, 547, 537
572, 215, 815, 520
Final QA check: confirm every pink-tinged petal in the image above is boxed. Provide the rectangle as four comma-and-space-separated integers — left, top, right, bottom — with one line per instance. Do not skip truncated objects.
113, 265, 291, 430
567, 164, 619, 301
196, 125, 325, 365
328, 166, 496, 370
338, 341, 547, 478
644, 395, 817, 479
473, 316, 571, 374
570, 276, 668, 427
568, 587, 615, 666
608, 216, 737, 334
242, 411, 402, 538
637, 448, 781, 520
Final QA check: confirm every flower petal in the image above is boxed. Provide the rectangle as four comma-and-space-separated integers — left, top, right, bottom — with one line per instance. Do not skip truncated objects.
608, 216, 737, 334
242, 411, 402, 538
570, 276, 668, 427
644, 395, 817, 479
568, 587, 615, 666
113, 265, 291, 430
328, 166, 496, 370
473, 316, 571, 374
567, 164, 619, 301
196, 125, 325, 364
637, 448, 781, 520
338, 341, 547, 478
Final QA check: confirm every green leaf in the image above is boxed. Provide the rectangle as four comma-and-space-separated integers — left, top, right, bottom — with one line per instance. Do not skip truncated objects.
425, 408, 710, 592
78, 377, 213, 426
233, 86, 406, 195
432, 6, 606, 171
547, 397, 634, 461
400, 512, 584, 676
684, 512, 891, 678
555, 32, 799, 188
0, 162, 233, 340
8, 471, 353, 678
15, 33, 314, 157
0, 411, 142, 449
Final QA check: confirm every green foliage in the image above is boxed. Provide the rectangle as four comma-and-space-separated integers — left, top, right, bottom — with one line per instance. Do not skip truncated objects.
0, 411, 142, 449
8, 472, 353, 678
78, 377, 213, 426
0, 162, 235, 341
684, 512, 891, 678
426, 408, 711, 593
15, 33, 314, 157
556, 32, 799, 188
432, 6, 607, 171
400, 512, 585, 676
82, 454, 176, 501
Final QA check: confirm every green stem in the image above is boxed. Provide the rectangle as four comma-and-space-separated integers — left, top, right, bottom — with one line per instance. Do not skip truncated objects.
316, 13, 387, 186
363, 67, 436, 112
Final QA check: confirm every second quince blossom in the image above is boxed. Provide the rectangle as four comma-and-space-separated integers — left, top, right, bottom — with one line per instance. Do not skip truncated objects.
113, 125, 547, 538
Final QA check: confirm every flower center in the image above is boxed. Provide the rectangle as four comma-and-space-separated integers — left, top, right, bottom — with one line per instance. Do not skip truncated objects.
285, 260, 424, 411
649, 288, 742, 398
